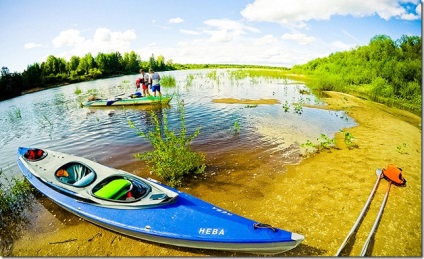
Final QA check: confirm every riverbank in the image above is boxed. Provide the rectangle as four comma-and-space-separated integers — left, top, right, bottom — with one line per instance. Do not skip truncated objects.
11, 91, 421, 256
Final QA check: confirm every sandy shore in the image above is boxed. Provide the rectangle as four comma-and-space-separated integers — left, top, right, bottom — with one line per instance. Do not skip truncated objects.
11, 91, 421, 256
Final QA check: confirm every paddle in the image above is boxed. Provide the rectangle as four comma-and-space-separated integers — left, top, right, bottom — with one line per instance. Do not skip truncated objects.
105, 93, 126, 106
335, 169, 383, 256
359, 165, 406, 256
359, 181, 391, 256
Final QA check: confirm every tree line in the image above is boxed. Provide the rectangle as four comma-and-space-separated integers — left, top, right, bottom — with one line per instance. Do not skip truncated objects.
0, 51, 175, 100
0, 50, 285, 101
291, 34, 421, 114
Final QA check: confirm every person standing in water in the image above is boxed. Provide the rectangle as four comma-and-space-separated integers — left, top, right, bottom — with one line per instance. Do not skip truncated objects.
139, 69, 151, 97
149, 68, 162, 97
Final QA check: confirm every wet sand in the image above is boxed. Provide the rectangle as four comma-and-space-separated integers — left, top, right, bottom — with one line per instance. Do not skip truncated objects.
11, 91, 421, 256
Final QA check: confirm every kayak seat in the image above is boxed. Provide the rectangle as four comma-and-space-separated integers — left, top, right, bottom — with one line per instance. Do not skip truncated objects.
55, 162, 96, 187
73, 172, 96, 187
94, 179, 133, 200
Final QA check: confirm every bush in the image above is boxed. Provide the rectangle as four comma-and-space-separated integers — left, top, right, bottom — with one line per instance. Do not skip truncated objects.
0, 169, 33, 255
370, 77, 394, 98
129, 99, 206, 187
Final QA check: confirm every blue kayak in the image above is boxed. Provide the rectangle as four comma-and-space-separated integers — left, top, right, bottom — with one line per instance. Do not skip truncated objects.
17, 147, 304, 255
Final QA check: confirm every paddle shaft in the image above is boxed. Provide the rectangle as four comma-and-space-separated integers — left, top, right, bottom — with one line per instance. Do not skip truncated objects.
359, 181, 391, 256
335, 171, 383, 256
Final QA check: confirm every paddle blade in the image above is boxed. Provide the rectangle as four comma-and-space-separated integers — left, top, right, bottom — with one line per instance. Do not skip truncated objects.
382, 164, 406, 186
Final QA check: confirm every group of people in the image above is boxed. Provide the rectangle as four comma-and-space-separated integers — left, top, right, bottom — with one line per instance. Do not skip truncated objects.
136, 68, 162, 97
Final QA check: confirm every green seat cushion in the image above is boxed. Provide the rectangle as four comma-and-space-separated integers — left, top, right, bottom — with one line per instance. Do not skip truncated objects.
94, 179, 131, 200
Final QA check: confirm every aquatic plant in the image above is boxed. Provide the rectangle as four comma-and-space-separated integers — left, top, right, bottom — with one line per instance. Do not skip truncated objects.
301, 133, 336, 155
233, 120, 240, 134
206, 70, 218, 81
229, 70, 249, 80
130, 98, 206, 187
300, 139, 316, 154
186, 74, 195, 87
74, 86, 82, 95
340, 130, 359, 149
294, 103, 303, 114
6, 106, 22, 121
160, 75, 176, 87
0, 168, 33, 255
317, 133, 336, 149
282, 101, 290, 112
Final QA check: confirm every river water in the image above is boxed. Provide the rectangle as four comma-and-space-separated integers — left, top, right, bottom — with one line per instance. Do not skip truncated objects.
1, 69, 356, 177
1, 69, 357, 255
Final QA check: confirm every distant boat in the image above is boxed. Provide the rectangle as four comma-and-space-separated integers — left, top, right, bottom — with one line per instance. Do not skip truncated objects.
17, 147, 304, 255
84, 94, 172, 107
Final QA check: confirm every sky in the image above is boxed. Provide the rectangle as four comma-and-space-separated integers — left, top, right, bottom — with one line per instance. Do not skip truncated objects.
0, 0, 422, 73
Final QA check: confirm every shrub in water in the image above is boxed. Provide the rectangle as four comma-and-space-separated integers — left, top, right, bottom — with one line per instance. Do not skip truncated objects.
130, 99, 205, 187
160, 75, 176, 87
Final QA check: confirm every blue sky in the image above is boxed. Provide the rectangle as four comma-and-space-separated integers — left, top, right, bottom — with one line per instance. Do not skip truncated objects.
0, 0, 421, 73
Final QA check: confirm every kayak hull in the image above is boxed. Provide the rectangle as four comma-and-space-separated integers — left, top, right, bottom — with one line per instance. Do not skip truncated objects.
17, 147, 304, 255
84, 95, 172, 107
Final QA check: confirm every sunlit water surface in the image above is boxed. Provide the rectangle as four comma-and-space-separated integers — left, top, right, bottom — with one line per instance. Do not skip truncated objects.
1, 69, 356, 179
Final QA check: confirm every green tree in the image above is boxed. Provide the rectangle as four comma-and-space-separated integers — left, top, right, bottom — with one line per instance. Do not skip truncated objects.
148, 54, 157, 70
123, 51, 139, 73
22, 63, 42, 88
0, 67, 24, 100
157, 54, 165, 70
68, 56, 80, 72
77, 53, 96, 75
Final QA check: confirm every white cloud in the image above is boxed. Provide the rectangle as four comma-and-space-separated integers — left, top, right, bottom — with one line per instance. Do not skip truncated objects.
136, 32, 325, 68
241, 0, 421, 27
281, 33, 315, 45
169, 17, 184, 24
24, 42, 42, 49
203, 19, 260, 42
51, 28, 137, 59
253, 34, 278, 46
180, 29, 201, 35
52, 29, 85, 48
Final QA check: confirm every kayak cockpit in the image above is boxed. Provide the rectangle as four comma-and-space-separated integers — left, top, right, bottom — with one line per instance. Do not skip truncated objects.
92, 175, 151, 202
55, 162, 96, 187
23, 148, 48, 161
